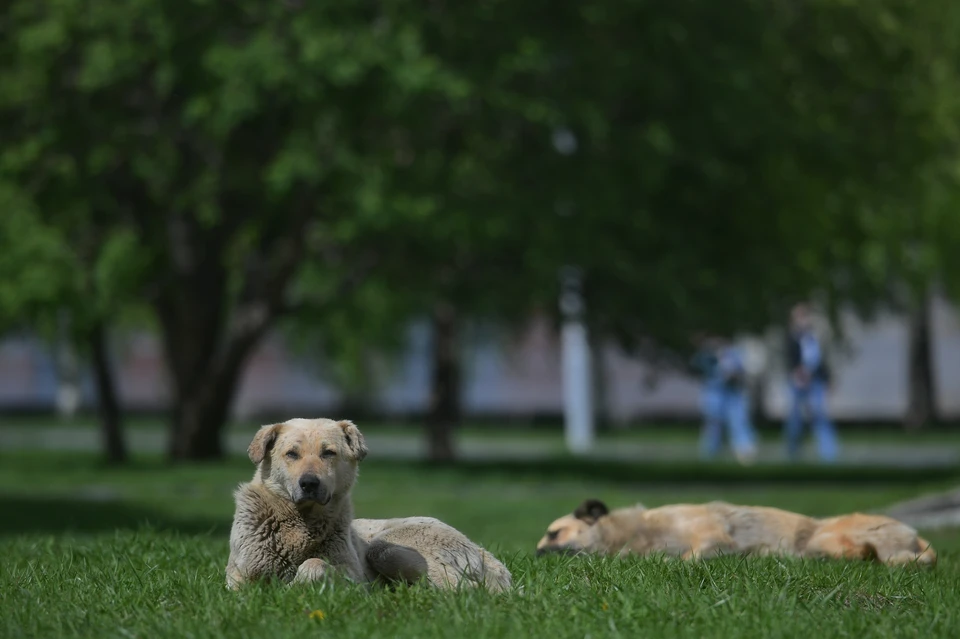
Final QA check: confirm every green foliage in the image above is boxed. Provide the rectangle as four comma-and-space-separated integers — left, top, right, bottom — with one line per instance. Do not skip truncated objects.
2, 0, 960, 405
289, 0, 960, 369
530, 0, 960, 347
0, 0, 534, 452
0, 191, 73, 330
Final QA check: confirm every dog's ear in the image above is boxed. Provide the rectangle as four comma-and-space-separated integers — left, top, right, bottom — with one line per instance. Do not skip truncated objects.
248, 423, 283, 464
573, 499, 610, 523
338, 420, 368, 462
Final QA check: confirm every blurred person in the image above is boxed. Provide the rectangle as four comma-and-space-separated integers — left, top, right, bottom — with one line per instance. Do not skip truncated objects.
783, 303, 839, 462
689, 333, 758, 465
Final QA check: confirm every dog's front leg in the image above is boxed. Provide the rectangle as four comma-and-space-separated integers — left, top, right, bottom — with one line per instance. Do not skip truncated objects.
291, 558, 329, 584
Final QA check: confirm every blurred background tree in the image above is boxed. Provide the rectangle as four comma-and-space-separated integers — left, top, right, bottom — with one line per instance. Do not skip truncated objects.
2, 0, 959, 460
0, 188, 143, 462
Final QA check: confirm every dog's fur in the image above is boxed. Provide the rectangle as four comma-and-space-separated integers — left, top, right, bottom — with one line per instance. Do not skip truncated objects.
353, 517, 511, 591
225, 418, 511, 591
536, 498, 936, 566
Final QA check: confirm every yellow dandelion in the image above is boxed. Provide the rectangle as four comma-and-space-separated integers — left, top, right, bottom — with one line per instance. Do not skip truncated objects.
601, 602, 609, 611
309, 610, 326, 621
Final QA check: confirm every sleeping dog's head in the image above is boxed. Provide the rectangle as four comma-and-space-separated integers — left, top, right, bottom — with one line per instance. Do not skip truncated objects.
535, 499, 612, 556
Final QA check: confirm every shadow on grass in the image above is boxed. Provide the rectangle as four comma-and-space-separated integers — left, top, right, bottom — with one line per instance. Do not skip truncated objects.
367, 458, 960, 486
0, 495, 230, 537
6, 453, 955, 487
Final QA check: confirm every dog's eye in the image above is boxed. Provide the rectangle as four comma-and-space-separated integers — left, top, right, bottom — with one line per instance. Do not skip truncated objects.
547, 530, 559, 541
321, 449, 337, 459
285, 450, 300, 460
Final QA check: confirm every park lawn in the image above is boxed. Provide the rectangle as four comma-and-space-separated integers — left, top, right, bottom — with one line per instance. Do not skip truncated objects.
9, 414, 960, 447
1, 452, 959, 638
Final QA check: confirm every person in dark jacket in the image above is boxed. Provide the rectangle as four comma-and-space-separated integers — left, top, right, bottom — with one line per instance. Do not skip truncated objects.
783, 303, 839, 461
690, 333, 758, 465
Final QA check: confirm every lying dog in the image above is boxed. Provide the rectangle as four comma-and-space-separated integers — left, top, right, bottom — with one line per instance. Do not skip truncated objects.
536, 499, 936, 566
225, 418, 511, 591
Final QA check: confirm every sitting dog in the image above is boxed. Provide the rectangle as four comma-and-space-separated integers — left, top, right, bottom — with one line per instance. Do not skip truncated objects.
535, 498, 936, 566
225, 417, 512, 591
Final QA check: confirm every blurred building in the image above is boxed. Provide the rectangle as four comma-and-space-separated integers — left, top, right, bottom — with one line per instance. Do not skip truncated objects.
1, 297, 960, 422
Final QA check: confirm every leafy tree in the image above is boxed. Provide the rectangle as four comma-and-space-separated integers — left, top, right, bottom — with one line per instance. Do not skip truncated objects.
3, 0, 959, 463
0, 188, 136, 462
308, 0, 960, 447
0, 0, 485, 459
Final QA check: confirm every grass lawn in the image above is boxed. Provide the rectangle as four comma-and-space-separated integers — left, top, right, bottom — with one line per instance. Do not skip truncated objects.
2, 451, 959, 638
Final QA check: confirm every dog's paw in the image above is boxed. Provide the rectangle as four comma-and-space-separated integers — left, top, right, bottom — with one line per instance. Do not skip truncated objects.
293, 558, 329, 584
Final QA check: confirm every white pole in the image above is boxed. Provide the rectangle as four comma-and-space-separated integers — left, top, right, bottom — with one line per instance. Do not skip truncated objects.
559, 267, 594, 454
551, 128, 592, 454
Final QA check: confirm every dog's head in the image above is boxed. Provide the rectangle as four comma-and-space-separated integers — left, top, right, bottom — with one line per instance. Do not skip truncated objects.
247, 417, 368, 508
535, 498, 611, 556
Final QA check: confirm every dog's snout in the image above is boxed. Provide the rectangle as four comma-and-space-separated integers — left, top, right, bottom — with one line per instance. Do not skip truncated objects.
296, 474, 330, 505
299, 474, 321, 493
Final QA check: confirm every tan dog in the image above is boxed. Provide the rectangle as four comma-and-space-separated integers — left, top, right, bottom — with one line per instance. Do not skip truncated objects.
536, 499, 936, 566
225, 418, 511, 591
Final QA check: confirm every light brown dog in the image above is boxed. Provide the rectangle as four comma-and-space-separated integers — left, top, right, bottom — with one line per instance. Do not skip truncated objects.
536, 499, 936, 566
225, 418, 511, 591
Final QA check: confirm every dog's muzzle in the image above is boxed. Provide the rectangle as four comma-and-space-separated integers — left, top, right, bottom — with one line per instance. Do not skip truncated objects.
296, 474, 331, 505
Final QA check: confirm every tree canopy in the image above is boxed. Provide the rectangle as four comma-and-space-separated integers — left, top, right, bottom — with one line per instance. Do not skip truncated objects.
2, 0, 959, 459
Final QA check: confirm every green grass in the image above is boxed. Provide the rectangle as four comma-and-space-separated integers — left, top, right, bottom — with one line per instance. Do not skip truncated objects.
2, 452, 959, 638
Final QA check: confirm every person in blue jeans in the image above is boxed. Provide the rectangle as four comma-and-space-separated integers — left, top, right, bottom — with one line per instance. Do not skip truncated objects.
784, 303, 839, 462
690, 334, 758, 465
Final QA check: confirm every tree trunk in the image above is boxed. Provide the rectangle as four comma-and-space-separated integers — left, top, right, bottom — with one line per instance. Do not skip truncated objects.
162, 304, 270, 461
168, 376, 240, 460
89, 322, 128, 464
904, 294, 936, 431
426, 302, 459, 462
